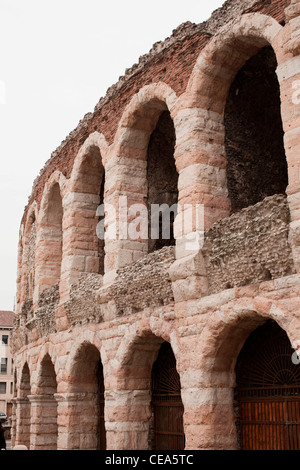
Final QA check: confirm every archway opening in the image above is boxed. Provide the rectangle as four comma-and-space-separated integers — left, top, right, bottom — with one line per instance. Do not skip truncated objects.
147, 111, 178, 253
70, 342, 105, 450
17, 363, 31, 449
151, 341, 184, 450
20, 211, 37, 322
24, 212, 36, 303
44, 183, 63, 286
76, 145, 105, 276
235, 320, 300, 450
225, 45, 288, 213
36, 354, 58, 450
98, 171, 105, 275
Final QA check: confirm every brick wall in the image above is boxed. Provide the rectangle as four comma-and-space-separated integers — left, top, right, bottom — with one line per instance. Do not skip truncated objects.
22, 0, 290, 225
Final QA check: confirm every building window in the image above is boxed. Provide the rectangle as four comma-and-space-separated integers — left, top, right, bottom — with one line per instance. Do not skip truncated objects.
0, 383, 6, 394
0, 359, 7, 374
224, 46, 287, 212
10, 382, 13, 394
1, 335, 8, 345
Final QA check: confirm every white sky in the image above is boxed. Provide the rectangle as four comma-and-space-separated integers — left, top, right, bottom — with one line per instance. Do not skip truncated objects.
0, 0, 224, 311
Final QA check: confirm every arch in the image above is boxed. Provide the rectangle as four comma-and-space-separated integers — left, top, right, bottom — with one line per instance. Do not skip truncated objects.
193, 296, 294, 449
69, 341, 102, 393
31, 353, 58, 450
203, 297, 291, 375
65, 133, 108, 278
115, 82, 178, 160
65, 328, 105, 377
36, 173, 65, 297
66, 338, 106, 450
224, 44, 288, 211
235, 320, 300, 450
19, 362, 31, 399
108, 319, 183, 450
236, 320, 300, 389
187, 13, 283, 113
39, 171, 66, 219
115, 317, 177, 369
16, 225, 24, 303
107, 83, 179, 262
35, 344, 58, 390
151, 341, 185, 450
118, 82, 177, 130
19, 203, 39, 308
24, 202, 39, 238
177, 13, 285, 229
71, 131, 109, 182
15, 362, 31, 449
147, 109, 178, 252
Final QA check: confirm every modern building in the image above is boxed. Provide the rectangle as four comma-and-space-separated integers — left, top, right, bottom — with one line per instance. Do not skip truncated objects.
11, 0, 300, 451
0, 311, 15, 419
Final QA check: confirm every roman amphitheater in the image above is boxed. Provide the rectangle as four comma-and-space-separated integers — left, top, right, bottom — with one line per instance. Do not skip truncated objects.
11, 0, 300, 451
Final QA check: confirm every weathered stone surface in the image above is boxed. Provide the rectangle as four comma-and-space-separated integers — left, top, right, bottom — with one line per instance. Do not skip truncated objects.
12, 0, 300, 453
109, 246, 175, 316
64, 273, 103, 326
34, 284, 59, 336
202, 195, 295, 294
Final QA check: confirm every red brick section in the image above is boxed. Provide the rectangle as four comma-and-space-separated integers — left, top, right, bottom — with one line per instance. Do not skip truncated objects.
94, 34, 211, 143
23, 0, 292, 223
22, 29, 211, 223
0, 311, 15, 327
245, 0, 290, 22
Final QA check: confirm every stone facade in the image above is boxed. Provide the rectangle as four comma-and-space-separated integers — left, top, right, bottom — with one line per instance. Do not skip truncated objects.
0, 311, 15, 418
11, 0, 300, 450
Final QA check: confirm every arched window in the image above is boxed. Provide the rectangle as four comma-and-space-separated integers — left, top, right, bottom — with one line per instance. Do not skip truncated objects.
36, 354, 58, 450
24, 212, 36, 302
73, 145, 105, 276
38, 182, 63, 293
17, 363, 31, 449
235, 321, 300, 450
70, 343, 106, 450
151, 342, 184, 450
225, 45, 288, 212
98, 171, 105, 275
147, 111, 178, 253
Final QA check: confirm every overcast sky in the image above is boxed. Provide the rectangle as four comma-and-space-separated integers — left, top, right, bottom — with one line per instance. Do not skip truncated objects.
0, 0, 224, 311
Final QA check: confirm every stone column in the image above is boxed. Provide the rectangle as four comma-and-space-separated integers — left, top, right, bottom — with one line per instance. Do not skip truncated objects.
279, 3, 300, 271
14, 397, 31, 449
55, 392, 99, 450
59, 191, 101, 303
173, 107, 230, 232
182, 384, 237, 450
10, 398, 17, 448
167, 106, 229, 302
105, 390, 151, 450
180, 361, 237, 451
34, 224, 62, 306
286, 0, 300, 55
102, 154, 149, 285
28, 395, 58, 450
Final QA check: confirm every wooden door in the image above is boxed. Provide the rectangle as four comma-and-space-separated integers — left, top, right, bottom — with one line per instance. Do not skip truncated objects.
238, 387, 300, 449
151, 342, 185, 450
236, 321, 300, 450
